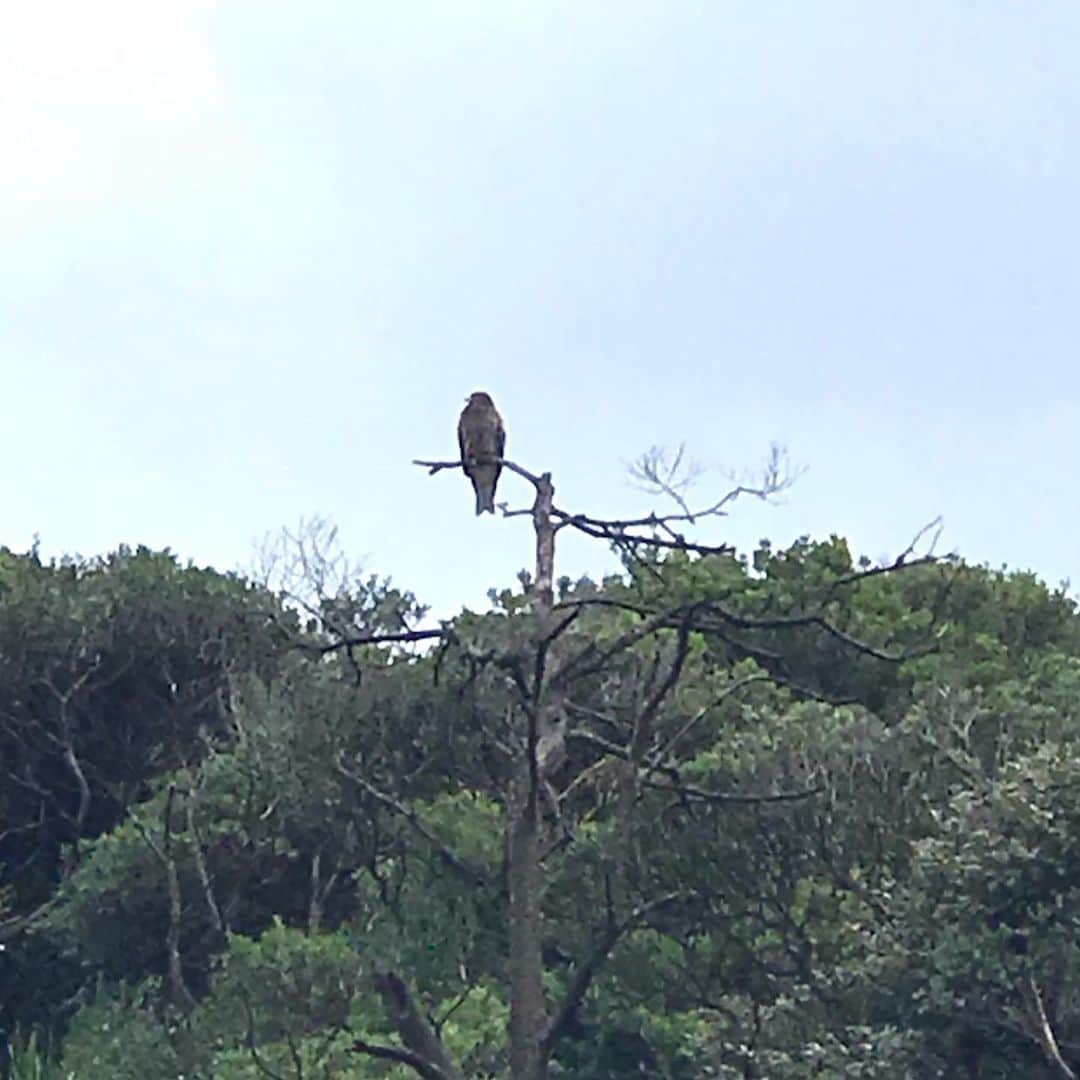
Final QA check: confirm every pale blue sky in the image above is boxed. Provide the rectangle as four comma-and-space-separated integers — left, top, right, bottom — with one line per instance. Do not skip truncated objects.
3, 3, 1078, 616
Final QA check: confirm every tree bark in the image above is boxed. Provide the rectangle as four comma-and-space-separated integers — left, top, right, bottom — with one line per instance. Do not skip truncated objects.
373, 972, 464, 1080
532, 472, 556, 611
507, 764, 547, 1079
506, 468, 558, 1079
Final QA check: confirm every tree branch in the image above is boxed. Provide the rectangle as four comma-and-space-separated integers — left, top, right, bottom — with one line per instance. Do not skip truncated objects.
309, 628, 444, 654
337, 757, 486, 885
541, 891, 683, 1058
640, 777, 823, 804
185, 772, 225, 936
1020, 971, 1077, 1080
241, 987, 288, 1080
551, 442, 799, 557
61, 741, 91, 838
556, 513, 736, 557
413, 456, 544, 489
552, 569, 940, 673
349, 1039, 453, 1080
353, 972, 463, 1080
564, 729, 823, 805
129, 787, 197, 1011
551, 606, 685, 687
650, 673, 773, 764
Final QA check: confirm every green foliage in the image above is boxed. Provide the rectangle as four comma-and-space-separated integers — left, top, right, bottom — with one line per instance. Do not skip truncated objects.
5, 1029, 62, 1080
56, 984, 190, 1080
0, 545, 297, 1037
6, 534, 1080, 1078
199, 920, 365, 1049
885, 729, 1080, 1074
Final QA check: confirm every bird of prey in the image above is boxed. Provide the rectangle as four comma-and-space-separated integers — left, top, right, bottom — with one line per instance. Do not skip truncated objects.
457, 391, 505, 515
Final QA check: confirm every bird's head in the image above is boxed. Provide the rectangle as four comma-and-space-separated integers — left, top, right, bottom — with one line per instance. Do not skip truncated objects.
466, 391, 494, 406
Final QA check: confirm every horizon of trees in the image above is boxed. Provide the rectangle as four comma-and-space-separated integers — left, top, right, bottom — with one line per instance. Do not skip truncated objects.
2, 447, 1079, 1079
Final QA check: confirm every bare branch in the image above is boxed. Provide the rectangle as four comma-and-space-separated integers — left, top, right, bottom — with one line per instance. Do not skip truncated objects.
628, 441, 794, 522
434, 982, 477, 1035
627, 443, 703, 515
541, 892, 683, 1057
1020, 972, 1077, 1080
651, 674, 773, 764
254, 516, 349, 626
0, 894, 63, 944
185, 772, 225, 936
565, 730, 823, 805
897, 515, 945, 563
414, 448, 778, 560
337, 757, 486, 885
631, 616, 694, 754
365, 972, 463, 1080
130, 787, 196, 1011
413, 456, 544, 488
61, 742, 91, 838
565, 727, 629, 758
640, 777, 824, 804
551, 605, 686, 687
308, 852, 326, 935
349, 1039, 454, 1080
255, 516, 430, 667
555, 512, 736, 558
818, 517, 949, 605
577, 441, 801, 546
552, 557, 942, 677
308, 629, 444, 654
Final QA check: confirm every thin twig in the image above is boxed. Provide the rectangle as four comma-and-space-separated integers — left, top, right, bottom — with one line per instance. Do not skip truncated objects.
337, 757, 486, 885
651, 674, 772, 764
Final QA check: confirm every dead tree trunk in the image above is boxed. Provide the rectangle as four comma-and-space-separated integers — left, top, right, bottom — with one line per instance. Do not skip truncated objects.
507, 470, 557, 1080
507, 762, 546, 1079
406, 446, 849, 1079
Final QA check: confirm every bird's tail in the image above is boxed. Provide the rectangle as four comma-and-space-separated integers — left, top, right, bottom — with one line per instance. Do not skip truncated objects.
475, 487, 495, 515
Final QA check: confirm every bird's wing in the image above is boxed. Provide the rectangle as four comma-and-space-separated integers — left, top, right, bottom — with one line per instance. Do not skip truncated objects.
495, 414, 506, 458
458, 415, 471, 464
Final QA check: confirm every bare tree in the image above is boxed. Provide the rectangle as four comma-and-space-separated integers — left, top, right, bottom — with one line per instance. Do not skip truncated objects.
327, 446, 945, 1080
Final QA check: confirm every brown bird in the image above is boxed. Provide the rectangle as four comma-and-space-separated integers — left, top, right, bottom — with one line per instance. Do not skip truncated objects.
457, 391, 505, 515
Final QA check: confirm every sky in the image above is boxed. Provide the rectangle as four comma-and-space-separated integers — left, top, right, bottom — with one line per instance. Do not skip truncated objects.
3, 2, 1079, 617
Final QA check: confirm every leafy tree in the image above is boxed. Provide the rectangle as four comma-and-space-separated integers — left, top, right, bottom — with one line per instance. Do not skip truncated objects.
6, 450, 1080, 1080
0, 545, 293, 1036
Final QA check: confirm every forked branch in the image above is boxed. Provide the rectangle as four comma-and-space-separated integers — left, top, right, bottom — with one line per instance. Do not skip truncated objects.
349, 973, 463, 1080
